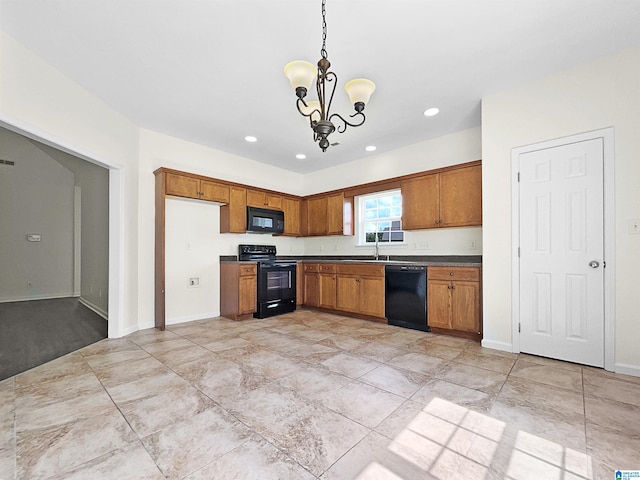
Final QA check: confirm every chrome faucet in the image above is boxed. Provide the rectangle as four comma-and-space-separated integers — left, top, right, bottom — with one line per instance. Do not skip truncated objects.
374, 234, 379, 260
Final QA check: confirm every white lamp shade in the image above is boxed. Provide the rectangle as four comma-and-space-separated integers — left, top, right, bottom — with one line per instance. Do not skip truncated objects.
284, 61, 317, 90
300, 100, 321, 121
345, 78, 376, 105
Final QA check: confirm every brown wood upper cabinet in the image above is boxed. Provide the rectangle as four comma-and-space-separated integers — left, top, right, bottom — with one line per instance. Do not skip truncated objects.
246, 189, 282, 209
165, 172, 230, 203
281, 197, 302, 236
305, 193, 353, 236
220, 186, 247, 234
401, 165, 482, 230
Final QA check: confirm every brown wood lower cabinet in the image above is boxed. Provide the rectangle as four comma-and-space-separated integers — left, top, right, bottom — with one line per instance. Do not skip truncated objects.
220, 263, 257, 320
296, 263, 303, 306
303, 264, 320, 307
319, 264, 337, 309
303, 262, 385, 321
427, 266, 481, 339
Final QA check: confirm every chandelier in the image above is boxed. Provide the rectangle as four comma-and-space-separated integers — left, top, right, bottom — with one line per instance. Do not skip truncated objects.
284, 0, 376, 152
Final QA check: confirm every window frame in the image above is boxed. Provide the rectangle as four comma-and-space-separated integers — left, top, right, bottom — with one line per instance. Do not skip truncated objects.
356, 189, 405, 247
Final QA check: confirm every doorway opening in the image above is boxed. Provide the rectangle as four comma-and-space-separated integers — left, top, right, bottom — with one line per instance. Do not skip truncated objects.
0, 120, 124, 378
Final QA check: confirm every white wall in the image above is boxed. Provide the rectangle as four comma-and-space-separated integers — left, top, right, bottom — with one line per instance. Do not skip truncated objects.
482, 46, 640, 373
302, 127, 483, 257
0, 129, 74, 301
34, 142, 110, 316
137, 129, 306, 328
303, 127, 482, 194
0, 31, 139, 336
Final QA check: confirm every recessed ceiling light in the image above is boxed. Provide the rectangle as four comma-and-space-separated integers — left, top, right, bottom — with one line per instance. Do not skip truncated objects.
365, 145, 377, 152
424, 107, 440, 117
244, 135, 257, 142
296, 154, 306, 160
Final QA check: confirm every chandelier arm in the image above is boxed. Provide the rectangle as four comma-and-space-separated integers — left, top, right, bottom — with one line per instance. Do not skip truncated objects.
329, 111, 366, 133
295, 98, 322, 120
323, 71, 337, 119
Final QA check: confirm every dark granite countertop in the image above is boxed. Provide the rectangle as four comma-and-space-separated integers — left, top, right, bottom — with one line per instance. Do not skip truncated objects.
220, 255, 481, 267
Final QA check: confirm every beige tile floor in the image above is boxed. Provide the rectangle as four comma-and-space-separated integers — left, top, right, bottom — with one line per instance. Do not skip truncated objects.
1, 309, 639, 479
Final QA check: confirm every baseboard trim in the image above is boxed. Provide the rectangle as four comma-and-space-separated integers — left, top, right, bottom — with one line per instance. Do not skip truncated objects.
123, 323, 143, 337
0, 293, 74, 303
615, 362, 640, 378
481, 339, 513, 353
78, 297, 108, 320
166, 312, 220, 326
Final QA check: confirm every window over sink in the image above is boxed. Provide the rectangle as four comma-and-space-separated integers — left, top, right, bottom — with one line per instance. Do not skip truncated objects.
357, 189, 404, 245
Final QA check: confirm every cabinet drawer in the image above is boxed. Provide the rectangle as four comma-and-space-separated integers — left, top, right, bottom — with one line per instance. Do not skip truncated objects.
318, 264, 337, 273
428, 266, 479, 282
303, 263, 319, 273
336, 263, 384, 276
238, 264, 257, 276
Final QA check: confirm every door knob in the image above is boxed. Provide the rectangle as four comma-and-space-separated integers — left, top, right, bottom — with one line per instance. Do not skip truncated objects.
588, 260, 600, 269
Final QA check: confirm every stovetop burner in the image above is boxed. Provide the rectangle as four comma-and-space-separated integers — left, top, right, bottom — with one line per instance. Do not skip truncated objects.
238, 244, 277, 262
238, 244, 295, 266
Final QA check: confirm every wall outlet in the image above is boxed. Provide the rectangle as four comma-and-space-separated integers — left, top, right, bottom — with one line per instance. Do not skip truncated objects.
188, 277, 200, 288
417, 242, 430, 250
629, 218, 640, 235
470, 240, 477, 250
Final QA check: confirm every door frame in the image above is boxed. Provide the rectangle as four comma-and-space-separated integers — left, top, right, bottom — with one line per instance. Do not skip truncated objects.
511, 128, 615, 371
0, 114, 126, 339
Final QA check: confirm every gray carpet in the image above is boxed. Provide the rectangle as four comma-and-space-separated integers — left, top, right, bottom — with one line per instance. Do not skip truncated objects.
0, 298, 108, 381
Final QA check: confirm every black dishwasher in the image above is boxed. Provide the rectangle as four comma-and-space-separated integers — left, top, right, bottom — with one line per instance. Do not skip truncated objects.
385, 265, 429, 332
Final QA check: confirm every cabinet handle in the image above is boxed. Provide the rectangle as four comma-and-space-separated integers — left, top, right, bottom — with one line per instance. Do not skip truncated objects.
449, 272, 454, 276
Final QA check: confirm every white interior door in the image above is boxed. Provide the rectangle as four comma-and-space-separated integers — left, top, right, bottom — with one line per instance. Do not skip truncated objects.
518, 138, 604, 367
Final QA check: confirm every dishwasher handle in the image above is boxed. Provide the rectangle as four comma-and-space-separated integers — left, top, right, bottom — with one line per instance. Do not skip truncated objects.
385, 264, 426, 272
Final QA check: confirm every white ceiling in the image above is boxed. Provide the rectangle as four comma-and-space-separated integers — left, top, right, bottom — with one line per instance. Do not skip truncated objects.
2, 0, 640, 174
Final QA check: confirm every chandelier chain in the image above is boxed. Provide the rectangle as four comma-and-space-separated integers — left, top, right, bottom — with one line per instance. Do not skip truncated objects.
321, 0, 328, 59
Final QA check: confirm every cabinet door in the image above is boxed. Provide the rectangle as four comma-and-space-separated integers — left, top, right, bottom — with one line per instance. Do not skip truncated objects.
427, 280, 452, 329
165, 173, 200, 199
238, 274, 256, 314
282, 197, 301, 236
401, 174, 440, 230
306, 197, 327, 235
200, 179, 229, 203
319, 274, 336, 308
439, 165, 482, 227
265, 193, 282, 209
326, 193, 345, 235
451, 281, 481, 333
336, 275, 359, 312
358, 275, 385, 318
220, 186, 247, 233
246, 189, 283, 209
246, 189, 266, 208
304, 273, 320, 307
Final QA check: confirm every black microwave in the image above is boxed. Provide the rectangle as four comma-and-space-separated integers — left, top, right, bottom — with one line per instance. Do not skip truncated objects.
246, 206, 285, 234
